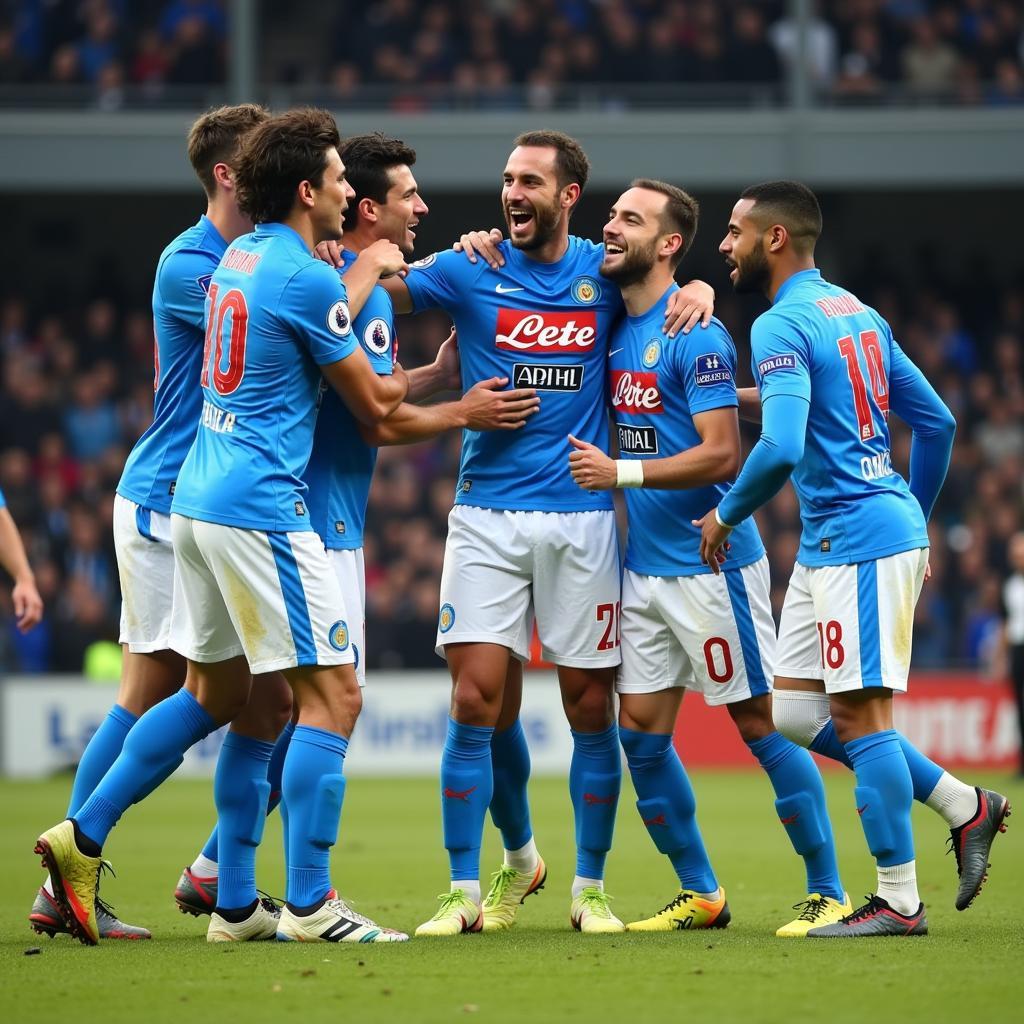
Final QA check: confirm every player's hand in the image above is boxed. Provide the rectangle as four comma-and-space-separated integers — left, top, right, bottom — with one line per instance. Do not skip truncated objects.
454, 228, 505, 269
461, 378, 539, 430
357, 238, 408, 278
567, 434, 617, 490
924, 560, 932, 583
313, 240, 345, 267
433, 329, 462, 391
664, 279, 715, 337
692, 508, 733, 575
12, 577, 43, 633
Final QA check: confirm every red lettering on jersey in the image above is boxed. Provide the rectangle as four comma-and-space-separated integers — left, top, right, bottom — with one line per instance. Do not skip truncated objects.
610, 370, 663, 414
816, 294, 865, 319
223, 249, 262, 274
495, 309, 597, 352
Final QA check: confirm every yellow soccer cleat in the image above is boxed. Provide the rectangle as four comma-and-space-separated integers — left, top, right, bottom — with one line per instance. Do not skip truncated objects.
776, 892, 853, 937
481, 858, 547, 932
414, 889, 483, 937
34, 820, 102, 945
570, 887, 625, 933
626, 887, 731, 932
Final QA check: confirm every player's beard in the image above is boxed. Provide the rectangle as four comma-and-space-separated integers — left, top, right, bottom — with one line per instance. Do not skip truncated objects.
599, 238, 658, 287
504, 198, 561, 252
731, 238, 771, 294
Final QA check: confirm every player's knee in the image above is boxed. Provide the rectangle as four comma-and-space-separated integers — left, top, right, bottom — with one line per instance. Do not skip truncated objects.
451, 675, 503, 726
565, 684, 615, 732
727, 696, 774, 744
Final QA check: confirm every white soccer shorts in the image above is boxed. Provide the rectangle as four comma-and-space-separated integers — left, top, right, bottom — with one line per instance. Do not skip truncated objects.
774, 547, 928, 693
435, 506, 622, 668
168, 514, 354, 674
328, 547, 366, 687
617, 557, 776, 705
113, 493, 176, 653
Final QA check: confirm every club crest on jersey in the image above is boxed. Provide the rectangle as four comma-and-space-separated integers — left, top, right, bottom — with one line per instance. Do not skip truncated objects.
642, 339, 661, 368
328, 619, 349, 652
327, 300, 352, 337
196, 273, 213, 295
410, 253, 437, 269
439, 603, 456, 633
694, 353, 732, 387
363, 317, 391, 355
571, 276, 601, 305
757, 353, 797, 378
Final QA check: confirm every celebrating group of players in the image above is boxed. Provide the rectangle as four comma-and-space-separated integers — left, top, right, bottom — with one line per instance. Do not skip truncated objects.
30, 102, 1010, 946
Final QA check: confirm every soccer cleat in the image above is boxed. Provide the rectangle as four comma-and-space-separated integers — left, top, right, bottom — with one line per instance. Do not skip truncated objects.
776, 892, 853, 938
208, 896, 281, 942
277, 890, 408, 943
625, 887, 731, 932
481, 858, 547, 932
33, 820, 102, 945
30, 885, 151, 940
949, 787, 1010, 911
415, 889, 483, 937
174, 866, 218, 916
807, 894, 927, 937
570, 887, 625, 933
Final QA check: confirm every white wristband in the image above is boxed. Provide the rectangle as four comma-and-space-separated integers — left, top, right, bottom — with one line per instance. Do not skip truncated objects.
714, 507, 734, 530
615, 460, 645, 488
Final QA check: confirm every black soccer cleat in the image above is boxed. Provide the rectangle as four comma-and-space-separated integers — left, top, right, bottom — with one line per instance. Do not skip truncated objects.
807, 894, 927, 938
949, 787, 1010, 911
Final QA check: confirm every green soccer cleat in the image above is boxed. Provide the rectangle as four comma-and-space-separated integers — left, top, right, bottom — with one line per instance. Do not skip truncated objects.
570, 887, 625, 933
415, 889, 483, 937
481, 858, 547, 932
34, 820, 102, 945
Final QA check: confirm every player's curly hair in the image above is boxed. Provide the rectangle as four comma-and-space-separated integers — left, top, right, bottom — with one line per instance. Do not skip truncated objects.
630, 178, 700, 269
187, 103, 269, 199
740, 181, 822, 254
234, 107, 341, 225
514, 129, 590, 194
338, 133, 418, 230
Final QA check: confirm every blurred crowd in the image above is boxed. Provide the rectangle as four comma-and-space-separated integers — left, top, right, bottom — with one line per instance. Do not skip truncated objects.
2, 0, 1023, 108
0, 269, 1021, 675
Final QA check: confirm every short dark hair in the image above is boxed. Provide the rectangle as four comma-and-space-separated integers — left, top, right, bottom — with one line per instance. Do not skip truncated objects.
514, 129, 590, 193
630, 178, 700, 268
740, 180, 822, 253
186, 103, 269, 198
234, 107, 341, 225
337, 132, 417, 229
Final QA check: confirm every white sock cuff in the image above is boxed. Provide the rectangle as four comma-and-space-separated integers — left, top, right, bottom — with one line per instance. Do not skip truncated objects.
772, 689, 831, 748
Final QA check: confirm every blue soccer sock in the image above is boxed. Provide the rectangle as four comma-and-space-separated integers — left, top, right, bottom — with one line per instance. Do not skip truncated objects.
489, 719, 533, 853
66, 704, 137, 818
569, 724, 620, 881
283, 725, 348, 909
441, 718, 494, 884
73, 689, 216, 850
619, 727, 717, 892
214, 732, 274, 910
747, 731, 845, 902
200, 719, 295, 869
844, 729, 915, 868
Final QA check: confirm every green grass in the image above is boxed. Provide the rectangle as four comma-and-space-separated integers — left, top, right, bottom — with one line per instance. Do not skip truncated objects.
1, 771, 1022, 1024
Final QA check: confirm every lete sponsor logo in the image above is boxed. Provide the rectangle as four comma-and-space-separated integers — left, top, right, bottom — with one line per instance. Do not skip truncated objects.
495, 309, 597, 352
610, 369, 663, 414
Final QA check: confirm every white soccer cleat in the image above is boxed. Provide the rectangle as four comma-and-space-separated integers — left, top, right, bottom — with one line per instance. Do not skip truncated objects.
207, 896, 281, 942
415, 889, 483, 937
570, 887, 625, 933
276, 890, 408, 943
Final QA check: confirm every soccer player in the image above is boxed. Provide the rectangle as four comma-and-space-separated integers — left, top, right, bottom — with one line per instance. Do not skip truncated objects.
0, 486, 43, 634
27, 103, 291, 942
333, 130, 714, 936
34, 108, 409, 945
567, 180, 850, 936
697, 181, 1010, 936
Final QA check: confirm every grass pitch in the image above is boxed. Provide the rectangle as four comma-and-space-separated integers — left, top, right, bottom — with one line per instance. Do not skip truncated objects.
1, 770, 1021, 1024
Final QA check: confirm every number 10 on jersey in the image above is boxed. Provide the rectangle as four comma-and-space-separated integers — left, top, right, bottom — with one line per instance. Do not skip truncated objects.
202, 283, 249, 396
837, 330, 889, 442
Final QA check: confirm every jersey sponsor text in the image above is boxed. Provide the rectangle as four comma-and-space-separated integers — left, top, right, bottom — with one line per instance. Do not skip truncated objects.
495, 309, 597, 352
513, 362, 584, 391
617, 423, 658, 454
201, 399, 236, 433
611, 370, 664, 414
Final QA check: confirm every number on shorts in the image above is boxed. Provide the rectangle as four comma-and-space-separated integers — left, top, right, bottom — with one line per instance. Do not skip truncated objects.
596, 602, 620, 651
703, 637, 734, 683
816, 619, 845, 669
201, 282, 249, 396
837, 330, 889, 442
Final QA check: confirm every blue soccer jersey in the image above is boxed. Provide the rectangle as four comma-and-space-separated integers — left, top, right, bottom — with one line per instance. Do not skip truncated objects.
611, 285, 765, 577
304, 250, 395, 550
118, 216, 227, 514
171, 223, 358, 532
403, 238, 621, 512
727, 269, 931, 567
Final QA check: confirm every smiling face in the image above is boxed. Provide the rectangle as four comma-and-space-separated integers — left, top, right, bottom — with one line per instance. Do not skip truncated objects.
373, 163, 429, 255
719, 197, 771, 294
501, 145, 570, 252
600, 186, 680, 287
311, 147, 355, 244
